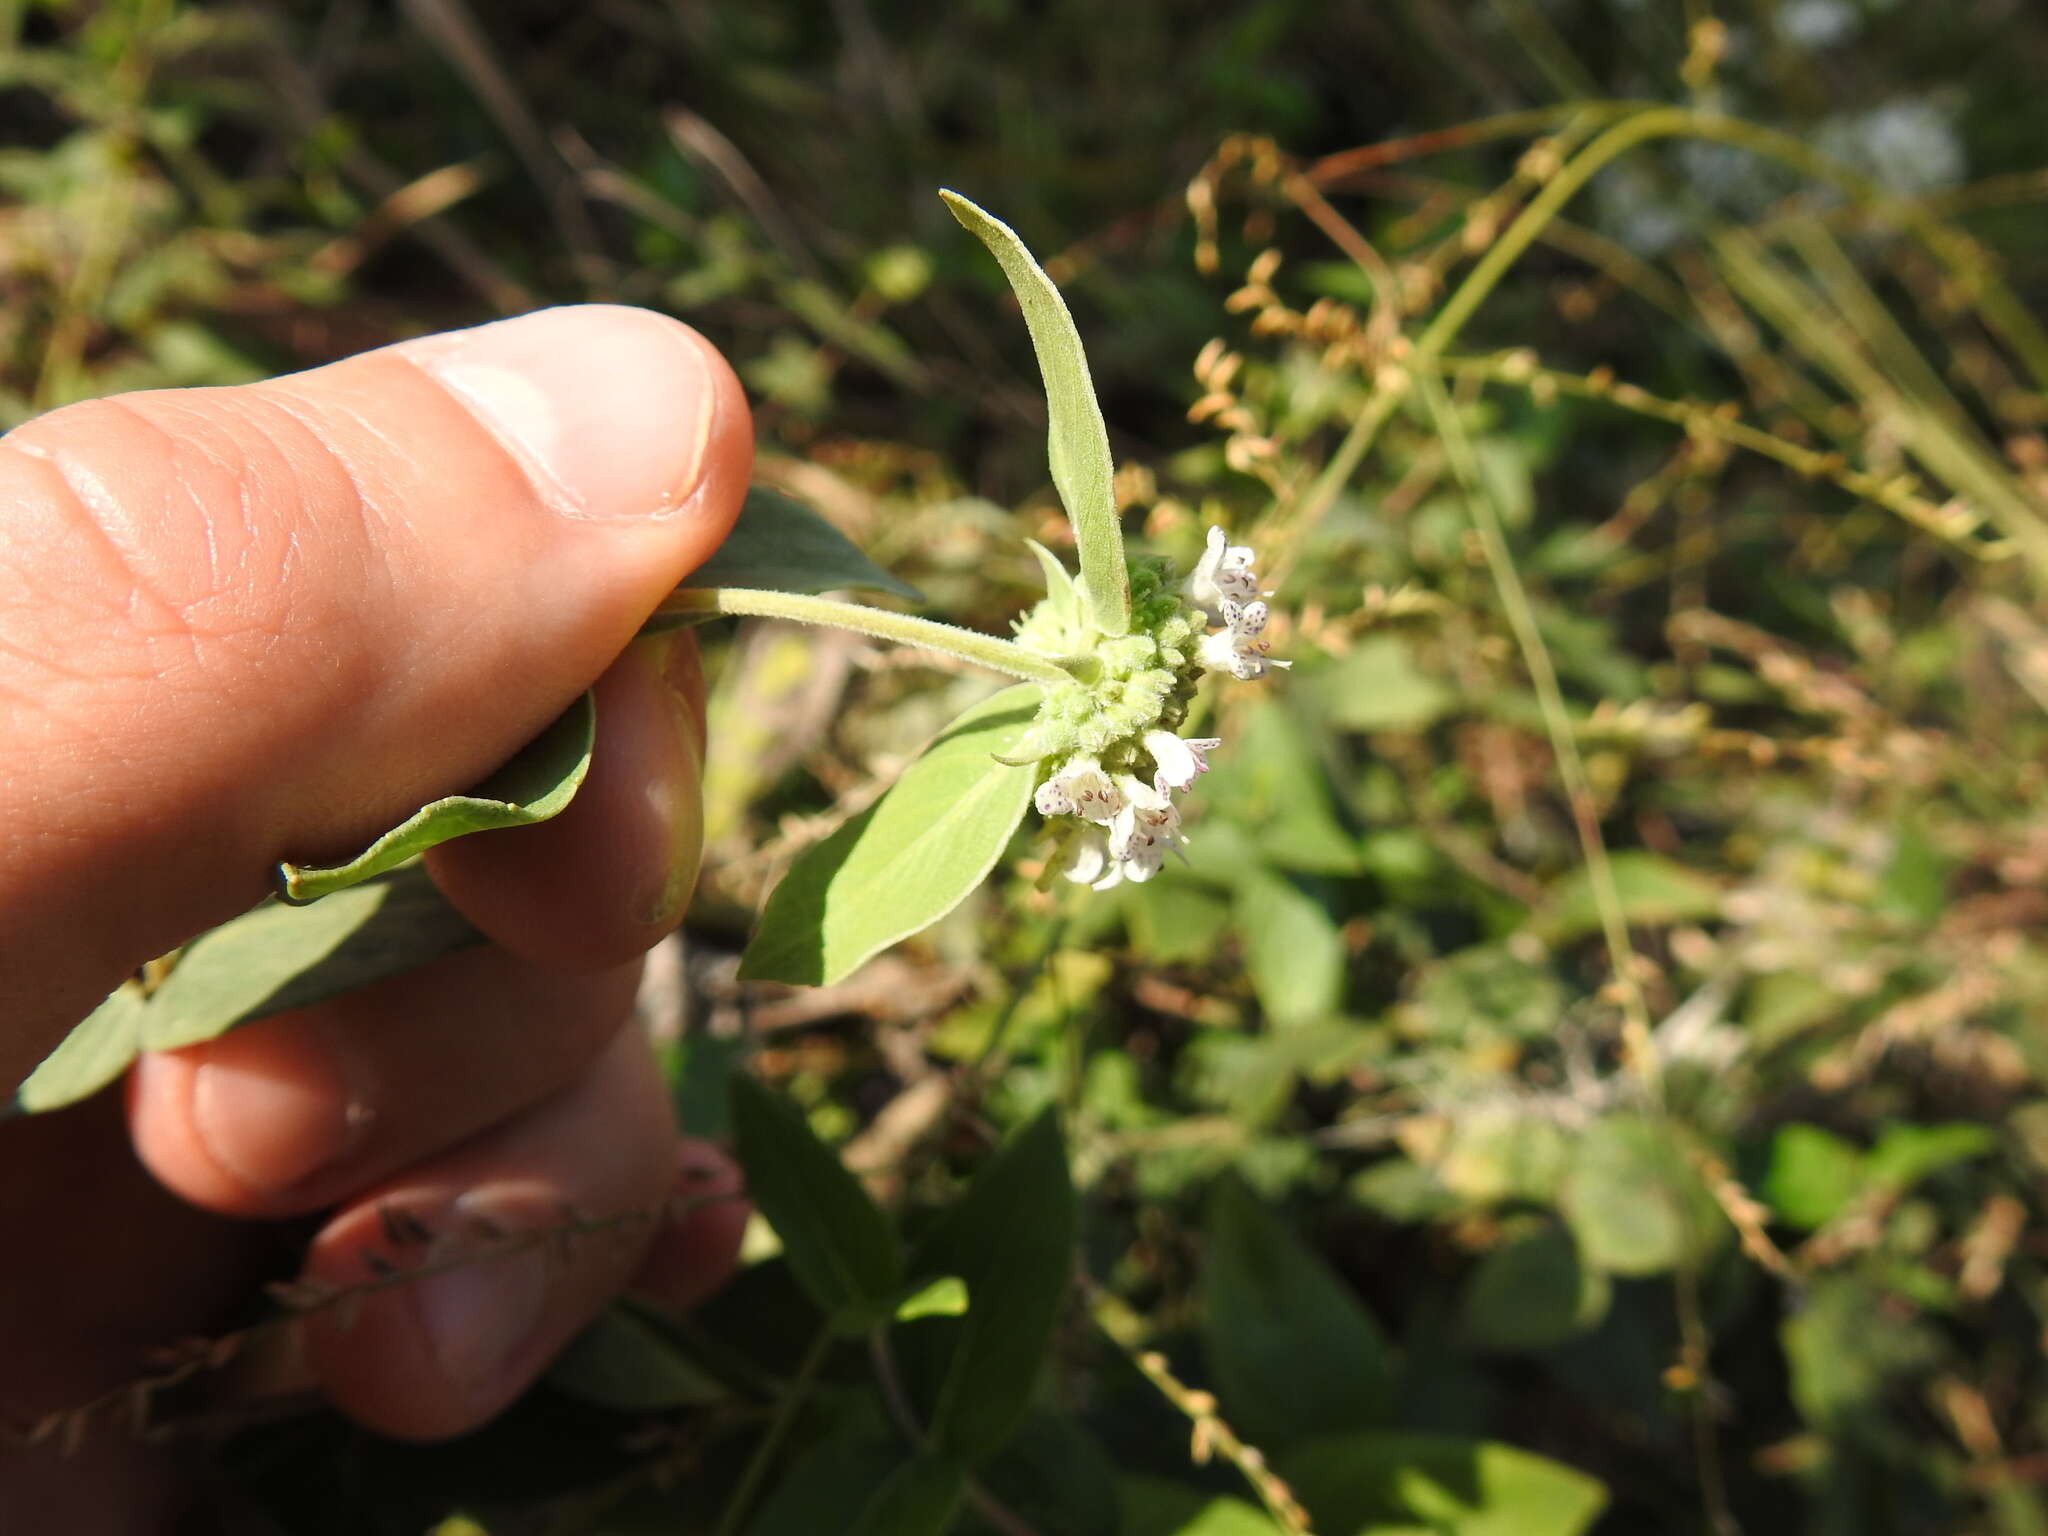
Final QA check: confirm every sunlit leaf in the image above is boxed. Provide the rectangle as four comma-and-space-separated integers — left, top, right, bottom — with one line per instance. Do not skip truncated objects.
1235, 868, 1345, 1027
1557, 1116, 1724, 1277
739, 685, 1040, 986
942, 190, 1127, 636
1542, 851, 1720, 942
728, 1074, 902, 1332
8, 982, 149, 1115
1315, 636, 1454, 732
277, 693, 595, 903
894, 1275, 969, 1322
1119, 1480, 1286, 1536
1764, 1124, 1867, 1229
1280, 1432, 1608, 1536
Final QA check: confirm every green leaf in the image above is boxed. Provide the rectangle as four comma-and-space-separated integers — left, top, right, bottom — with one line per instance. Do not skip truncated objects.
1866, 1121, 1996, 1187
971, 1412, 1120, 1536
1118, 1480, 1286, 1536
915, 1108, 1078, 1466
1543, 851, 1720, 942
1460, 1222, 1610, 1352
1024, 538, 1082, 631
676, 485, 920, 603
743, 1426, 904, 1536
546, 1300, 727, 1411
1763, 1124, 1867, 1229
1126, 875, 1233, 964
1198, 699, 1359, 876
9, 982, 149, 1115
11, 865, 481, 1113
1201, 1173, 1392, 1451
1235, 868, 1345, 1027
941, 191, 1127, 636
142, 864, 481, 1054
1557, 1116, 1724, 1277
1314, 636, 1454, 732
1279, 1432, 1608, 1536
1409, 946, 1566, 1043
1784, 1274, 1940, 1434
895, 1276, 970, 1322
728, 1074, 902, 1331
740, 685, 1041, 986
277, 692, 595, 903
848, 1454, 969, 1536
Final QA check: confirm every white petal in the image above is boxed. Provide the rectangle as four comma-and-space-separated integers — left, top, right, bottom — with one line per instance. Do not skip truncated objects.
1034, 778, 1076, 817
1061, 826, 1111, 885
1145, 730, 1221, 792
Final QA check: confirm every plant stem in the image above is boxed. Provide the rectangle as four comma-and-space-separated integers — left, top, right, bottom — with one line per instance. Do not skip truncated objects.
712, 1323, 835, 1536
659, 588, 1083, 686
1084, 1281, 1318, 1535
1414, 369, 1659, 1095
865, 1328, 1044, 1536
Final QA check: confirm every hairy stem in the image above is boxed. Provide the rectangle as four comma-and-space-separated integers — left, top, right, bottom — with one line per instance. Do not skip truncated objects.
659, 588, 1084, 685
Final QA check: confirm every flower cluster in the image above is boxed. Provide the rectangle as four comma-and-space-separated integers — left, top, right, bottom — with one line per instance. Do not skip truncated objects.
1017, 526, 1285, 890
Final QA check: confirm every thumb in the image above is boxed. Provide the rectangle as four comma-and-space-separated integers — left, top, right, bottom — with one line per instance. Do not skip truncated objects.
0, 305, 751, 1082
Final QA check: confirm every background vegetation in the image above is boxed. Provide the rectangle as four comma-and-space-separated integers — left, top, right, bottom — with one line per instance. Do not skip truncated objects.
7, 0, 2048, 1532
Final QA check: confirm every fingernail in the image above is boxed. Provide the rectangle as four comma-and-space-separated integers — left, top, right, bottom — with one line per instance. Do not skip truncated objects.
190, 1022, 374, 1197
634, 1142, 749, 1311
413, 1197, 552, 1394
402, 305, 719, 523
623, 631, 705, 930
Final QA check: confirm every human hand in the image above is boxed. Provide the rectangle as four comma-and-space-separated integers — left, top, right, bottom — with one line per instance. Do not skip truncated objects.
0, 306, 757, 1518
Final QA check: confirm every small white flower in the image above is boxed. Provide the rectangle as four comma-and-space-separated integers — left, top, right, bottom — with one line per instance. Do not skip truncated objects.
1187, 525, 1262, 618
1033, 757, 1123, 823
1143, 729, 1222, 794
1198, 616, 1290, 681
1059, 825, 1124, 890
1108, 778, 1185, 883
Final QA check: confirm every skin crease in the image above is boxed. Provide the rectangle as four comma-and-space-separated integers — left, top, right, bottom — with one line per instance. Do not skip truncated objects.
0, 307, 759, 1527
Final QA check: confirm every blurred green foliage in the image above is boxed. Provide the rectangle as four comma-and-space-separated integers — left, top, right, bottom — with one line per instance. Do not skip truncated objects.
9, 0, 2048, 1532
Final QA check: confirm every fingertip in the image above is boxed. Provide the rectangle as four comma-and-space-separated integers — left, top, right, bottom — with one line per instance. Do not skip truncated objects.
425, 629, 706, 971
632, 1138, 751, 1313
297, 1024, 678, 1440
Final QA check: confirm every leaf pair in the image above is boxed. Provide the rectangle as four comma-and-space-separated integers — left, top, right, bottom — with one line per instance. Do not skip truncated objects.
728, 1071, 1076, 1528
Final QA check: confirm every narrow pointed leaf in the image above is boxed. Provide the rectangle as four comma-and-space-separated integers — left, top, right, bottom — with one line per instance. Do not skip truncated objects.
729, 1074, 903, 1331
277, 692, 595, 903
671, 485, 920, 603
1023, 537, 1082, 631
1201, 1174, 1392, 1450
1279, 1432, 1608, 1536
942, 191, 1127, 635
143, 863, 482, 1053
847, 1453, 969, 1536
913, 1108, 1078, 1465
739, 685, 1041, 986
9, 982, 149, 1115
10, 865, 481, 1113
547, 1300, 727, 1411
